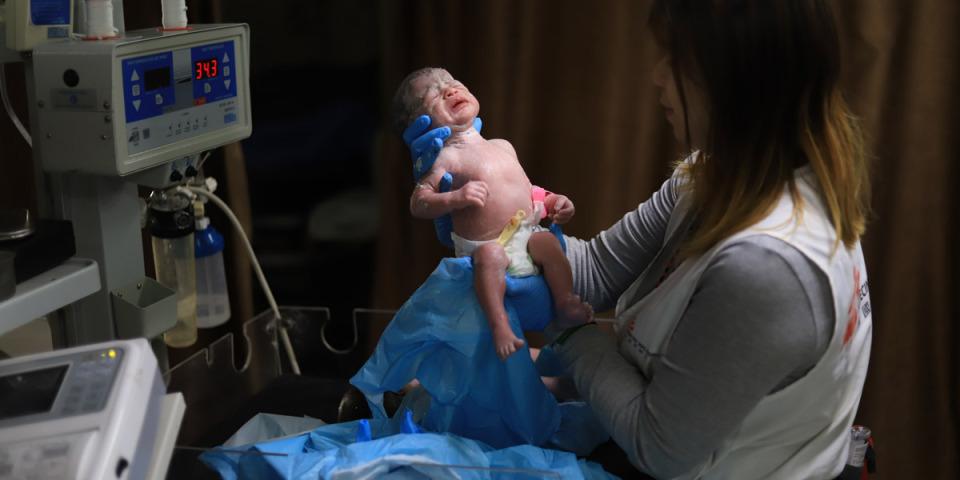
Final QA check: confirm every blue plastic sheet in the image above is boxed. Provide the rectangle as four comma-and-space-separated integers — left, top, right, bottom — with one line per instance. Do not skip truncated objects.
351, 256, 608, 454
201, 414, 618, 480
222, 414, 326, 448
351, 257, 560, 448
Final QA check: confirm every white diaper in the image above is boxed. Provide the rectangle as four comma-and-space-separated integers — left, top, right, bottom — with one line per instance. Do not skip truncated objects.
451, 202, 546, 278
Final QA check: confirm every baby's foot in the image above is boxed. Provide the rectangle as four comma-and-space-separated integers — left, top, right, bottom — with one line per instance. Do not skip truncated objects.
554, 294, 594, 329
493, 325, 525, 361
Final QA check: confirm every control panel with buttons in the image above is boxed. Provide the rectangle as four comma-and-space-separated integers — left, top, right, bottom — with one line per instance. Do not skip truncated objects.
32, 24, 251, 177
121, 39, 239, 156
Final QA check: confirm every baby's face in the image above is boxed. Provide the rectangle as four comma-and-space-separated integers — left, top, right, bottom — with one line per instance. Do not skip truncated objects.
412, 70, 479, 130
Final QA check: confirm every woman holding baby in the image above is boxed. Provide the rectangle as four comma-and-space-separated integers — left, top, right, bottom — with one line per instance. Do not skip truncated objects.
402, 0, 872, 478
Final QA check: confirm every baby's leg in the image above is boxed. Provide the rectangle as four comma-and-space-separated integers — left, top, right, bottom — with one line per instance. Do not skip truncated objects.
473, 243, 525, 360
527, 232, 593, 329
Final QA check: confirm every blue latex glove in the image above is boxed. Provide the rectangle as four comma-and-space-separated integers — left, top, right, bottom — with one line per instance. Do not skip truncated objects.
402, 114, 482, 180
403, 114, 482, 248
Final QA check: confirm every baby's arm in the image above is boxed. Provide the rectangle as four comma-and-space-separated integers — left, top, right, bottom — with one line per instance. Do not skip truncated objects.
409, 155, 488, 219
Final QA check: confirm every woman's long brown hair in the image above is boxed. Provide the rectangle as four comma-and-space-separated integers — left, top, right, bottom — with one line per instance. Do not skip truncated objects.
650, 0, 870, 256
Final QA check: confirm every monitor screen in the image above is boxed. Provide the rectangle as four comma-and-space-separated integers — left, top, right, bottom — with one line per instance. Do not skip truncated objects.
0, 365, 68, 420
144, 66, 171, 91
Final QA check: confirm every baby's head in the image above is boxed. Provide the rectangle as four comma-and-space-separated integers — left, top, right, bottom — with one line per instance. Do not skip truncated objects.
391, 67, 480, 134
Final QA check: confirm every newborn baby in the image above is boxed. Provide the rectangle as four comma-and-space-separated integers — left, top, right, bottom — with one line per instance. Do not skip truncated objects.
392, 67, 593, 360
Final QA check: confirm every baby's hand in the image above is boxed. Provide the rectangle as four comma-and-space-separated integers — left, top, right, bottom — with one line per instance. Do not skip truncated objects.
549, 195, 575, 224
457, 181, 488, 209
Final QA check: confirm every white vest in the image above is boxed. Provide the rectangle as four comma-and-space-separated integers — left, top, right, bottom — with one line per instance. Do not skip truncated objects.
615, 166, 872, 479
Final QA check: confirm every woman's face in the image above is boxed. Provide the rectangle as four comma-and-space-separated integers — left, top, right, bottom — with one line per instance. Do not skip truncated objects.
652, 55, 708, 149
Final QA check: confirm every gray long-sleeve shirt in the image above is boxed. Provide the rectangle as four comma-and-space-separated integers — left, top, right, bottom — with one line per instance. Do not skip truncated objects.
560, 174, 834, 478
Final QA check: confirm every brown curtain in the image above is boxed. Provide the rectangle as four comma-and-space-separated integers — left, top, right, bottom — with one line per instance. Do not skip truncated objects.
375, 1, 960, 478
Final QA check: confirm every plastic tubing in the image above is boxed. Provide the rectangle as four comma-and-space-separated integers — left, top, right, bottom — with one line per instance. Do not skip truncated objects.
0, 64, 31, 147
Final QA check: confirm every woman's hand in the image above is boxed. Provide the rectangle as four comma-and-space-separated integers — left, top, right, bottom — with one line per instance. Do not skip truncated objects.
402, 114, 483, 179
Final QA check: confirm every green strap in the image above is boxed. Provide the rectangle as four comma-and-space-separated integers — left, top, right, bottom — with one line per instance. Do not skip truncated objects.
553, 321, 598, 346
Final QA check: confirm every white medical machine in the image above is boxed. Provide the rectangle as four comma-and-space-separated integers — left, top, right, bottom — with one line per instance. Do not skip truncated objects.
33, 23, 251, 178
29, 22, 252, 347
0, 0, 254, 478
0, 339, 179, 480
1, 0, 252, 340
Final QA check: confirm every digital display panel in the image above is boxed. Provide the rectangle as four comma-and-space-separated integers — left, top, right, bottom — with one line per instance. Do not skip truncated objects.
0, 365, 68, 420
144, 66, 171, 91
123, 39, 238, 127
195, 58, 219, 80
